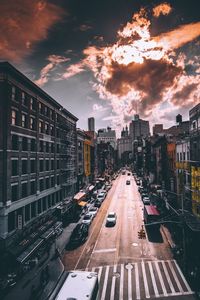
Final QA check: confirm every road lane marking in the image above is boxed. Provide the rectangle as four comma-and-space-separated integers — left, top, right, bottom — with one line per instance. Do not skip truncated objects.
161, 260, 176, 294
128, 265, 132, 300
135, 262, 141, 300
98, 266, 103, 281
141, 260, 150, 298
100, 265, 109, 300
173, 260, 192, 292
154, 261, 167, 296
167, 260, 184, 293
119, 264, 124, 300
148, 261, 159, 297
93, 248, 116, 253
110, 264, 117, 300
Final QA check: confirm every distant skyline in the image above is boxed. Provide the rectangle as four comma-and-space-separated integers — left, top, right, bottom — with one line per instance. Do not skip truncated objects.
0, 0, 200, 134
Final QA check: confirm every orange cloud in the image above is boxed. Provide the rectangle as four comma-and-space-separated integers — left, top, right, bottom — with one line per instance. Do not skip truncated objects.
153, 3, 172, 17
0, 0, 64, 61
155, 22, 200, 51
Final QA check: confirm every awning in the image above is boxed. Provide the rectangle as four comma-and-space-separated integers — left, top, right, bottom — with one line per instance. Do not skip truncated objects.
78, 201, 87, 207
16, 238, 44, 263
74, 192, 86, 201
88, 185, 95, 191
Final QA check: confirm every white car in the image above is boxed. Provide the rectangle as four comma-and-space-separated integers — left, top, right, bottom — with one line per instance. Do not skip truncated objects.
106, 212, 117, 226
143, 197, 150, 205
88, 207, 98, 219
97, 192, 106, 202
82, 213, 93, 226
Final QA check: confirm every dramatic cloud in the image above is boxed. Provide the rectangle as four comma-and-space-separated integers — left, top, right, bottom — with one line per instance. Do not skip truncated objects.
153, 3, 172, 17
0, 0, 64, 61
35, 55, 70, 86
62, 62, 86, 79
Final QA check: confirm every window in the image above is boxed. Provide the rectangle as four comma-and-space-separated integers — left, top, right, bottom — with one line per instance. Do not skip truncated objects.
57, 160, 60, 169
180, 153, 182, 161
22, 159, 28, 174
45, 123, 49, 134
51, 160, 54, 170
39, 178, 44, 191
30, 139, 36, 151
8, 211, 16, 232
56, 144, 60, 153
45, 177, 50, 189
43, 197, 47, 211
30, 180, 36, 195
11, 86, 16, 101
39, 102, 43, 114
25, 204, 30, 222
22, 137, 28, 151
51, 176, 54, 187
22, 92, 28, 106
21, 182, 28, 198
30, 159, 36, 173
46, 160, 49, 171
50, 125, 54, 136
22, 114, 27, 128
11, 110, 17, 125
12, 135, 19, 150
50, 110, 53, 120
46, 142, 49, 153
30, 98, 36, 111
31, 202, 36, 218
183, 152, 186, 161
30, 117, 36, 130
56, 128, 60, 138
39, 160, 44, 172
57, 175, 60, 185
12, 160, 18, 176
39, 121, 43, 133
39, 141, 44, 152
38, 199, 42, 214
11, 185, 18, 202
48, 195, 51, 208
51, 143, 54, 153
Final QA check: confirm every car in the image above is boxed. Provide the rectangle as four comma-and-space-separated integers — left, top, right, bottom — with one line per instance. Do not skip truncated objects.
88, 207, 98, 218
94, 201, 101, 208
127, 173, 131, 176
97, 192, 106, 202
136, 180, 141, 185
81, 213, 93, 226
106, 212, 117, 227
141, 193, 149, 200
143, 197, 150, 205
126, 180, 130, 185
66, 224, 89, 249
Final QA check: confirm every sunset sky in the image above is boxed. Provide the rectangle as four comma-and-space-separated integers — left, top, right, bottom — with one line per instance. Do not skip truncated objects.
0, 0, 200, 134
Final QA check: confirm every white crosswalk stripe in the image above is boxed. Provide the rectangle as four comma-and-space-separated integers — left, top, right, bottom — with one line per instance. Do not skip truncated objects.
87, 260, 194, 299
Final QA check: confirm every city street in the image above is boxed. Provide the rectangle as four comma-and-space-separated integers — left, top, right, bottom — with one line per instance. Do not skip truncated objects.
63, 174, 195, 299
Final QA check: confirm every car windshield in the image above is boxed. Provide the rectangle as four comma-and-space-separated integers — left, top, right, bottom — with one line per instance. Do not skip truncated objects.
83, 215, 91, 220
108, 213, 115, 218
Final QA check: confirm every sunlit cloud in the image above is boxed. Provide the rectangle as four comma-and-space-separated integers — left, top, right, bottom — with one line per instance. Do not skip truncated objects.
0, 0, 64, 61
35, 55, 70, 87
56, 3, 200, 130
153, 3, 172, 17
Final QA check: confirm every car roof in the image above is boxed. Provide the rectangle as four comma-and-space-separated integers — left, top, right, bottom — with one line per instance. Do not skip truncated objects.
108, 212, 115, 215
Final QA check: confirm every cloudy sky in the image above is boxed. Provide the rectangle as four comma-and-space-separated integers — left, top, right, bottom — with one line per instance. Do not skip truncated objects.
0, 0, 200, 135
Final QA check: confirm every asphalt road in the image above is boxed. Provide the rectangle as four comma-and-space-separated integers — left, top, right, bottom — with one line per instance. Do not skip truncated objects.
63, 173, 195, 300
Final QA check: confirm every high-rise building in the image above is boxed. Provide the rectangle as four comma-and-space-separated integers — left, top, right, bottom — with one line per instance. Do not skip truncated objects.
117, 126, 131, 161
88, 117, 95, 131
97, 127, 116, 149
129, 115, 150, 141
0, 62, 78, 253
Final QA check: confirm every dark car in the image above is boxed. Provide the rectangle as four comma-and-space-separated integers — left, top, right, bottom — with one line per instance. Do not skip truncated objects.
66, 224, 89, 249
126, 180, 130, 185
94, 201, 101, 208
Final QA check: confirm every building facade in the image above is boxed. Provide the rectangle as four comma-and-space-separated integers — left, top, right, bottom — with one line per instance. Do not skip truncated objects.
0, 62, 78, 251
129, 115, 150, 141
97, 127, 116, 149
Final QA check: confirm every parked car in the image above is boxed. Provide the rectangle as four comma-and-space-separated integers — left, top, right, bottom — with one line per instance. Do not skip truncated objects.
97, 192, 106, 202
127, 173, 131, 176
82, 213, 93, 226
126, 180, 130, 185
88, 207, 98, 219
94, 201, 101, 208
66, 224, 89, 249
141, 193, 149, 200
106, 212, 117, 227
136, 180, 141, 185
143, 197, 150, 205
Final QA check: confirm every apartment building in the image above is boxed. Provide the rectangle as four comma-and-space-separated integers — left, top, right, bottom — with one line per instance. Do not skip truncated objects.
0, 62, 78, 252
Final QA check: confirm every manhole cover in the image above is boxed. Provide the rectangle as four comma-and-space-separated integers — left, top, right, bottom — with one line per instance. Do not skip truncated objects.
125, 263, 133, 270
113, 272, 120, 278
132, 242, 138, 247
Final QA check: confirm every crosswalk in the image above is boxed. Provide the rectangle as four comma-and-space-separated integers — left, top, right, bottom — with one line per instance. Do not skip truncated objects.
85, 260, 193, 299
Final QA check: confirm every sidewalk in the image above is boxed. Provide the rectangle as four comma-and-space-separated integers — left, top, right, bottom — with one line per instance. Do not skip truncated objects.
3, 221, 78, 300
